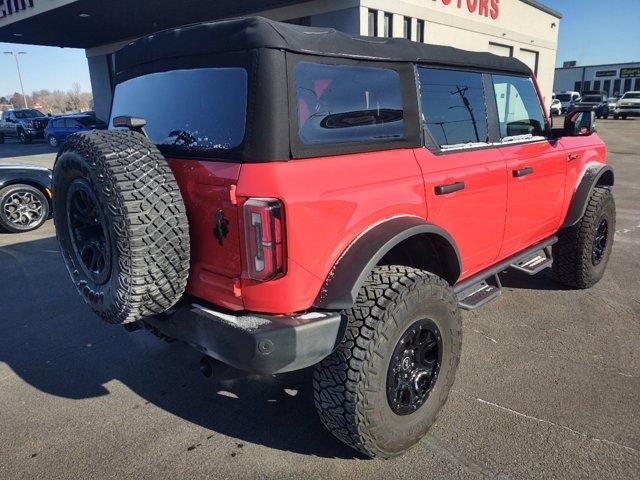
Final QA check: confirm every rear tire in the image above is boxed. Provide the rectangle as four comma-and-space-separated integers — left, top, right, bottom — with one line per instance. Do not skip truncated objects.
552, 186, 615, 289
18, 129, 31, 144
48, 135, 59, 148
53, 130, 190, 324
313, 265, 462, 458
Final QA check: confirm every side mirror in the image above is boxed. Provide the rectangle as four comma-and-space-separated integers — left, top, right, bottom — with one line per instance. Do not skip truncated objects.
563, 109, 596, 137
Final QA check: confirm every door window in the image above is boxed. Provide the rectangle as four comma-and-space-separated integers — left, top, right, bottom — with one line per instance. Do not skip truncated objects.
417, 67, 489, 148
491, 74, 547, 140
294, 61, 405, 145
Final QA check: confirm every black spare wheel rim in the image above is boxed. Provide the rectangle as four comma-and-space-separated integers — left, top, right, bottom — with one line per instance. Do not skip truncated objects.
387, 319, 442, 416
592, 217, 609, 266
66, 179, 112, 285
2, 189, 44, 229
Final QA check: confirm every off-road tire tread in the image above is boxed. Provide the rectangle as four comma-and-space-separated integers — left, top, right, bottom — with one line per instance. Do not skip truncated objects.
552, 186, 614, 288
54, 130, 190, 324
313, 265, 462, 458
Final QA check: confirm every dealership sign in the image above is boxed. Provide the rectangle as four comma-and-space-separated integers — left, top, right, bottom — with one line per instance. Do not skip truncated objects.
620, 67, 640, 78
0, 0, 34, 19
434, 0, 501, 19
596, 70, 617, 78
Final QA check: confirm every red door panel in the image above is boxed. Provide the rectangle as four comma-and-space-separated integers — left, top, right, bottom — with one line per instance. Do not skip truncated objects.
498, 140, 567, 259
413, 147, 508, 280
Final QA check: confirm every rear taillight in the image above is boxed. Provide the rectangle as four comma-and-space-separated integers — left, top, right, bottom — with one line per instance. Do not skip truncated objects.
243, 198, 285, 281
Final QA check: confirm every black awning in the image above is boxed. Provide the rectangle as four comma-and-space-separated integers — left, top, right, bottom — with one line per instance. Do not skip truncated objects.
0, 0, 304, 48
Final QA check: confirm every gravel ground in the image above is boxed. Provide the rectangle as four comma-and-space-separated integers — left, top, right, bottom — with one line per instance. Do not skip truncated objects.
0, 121, 638, 479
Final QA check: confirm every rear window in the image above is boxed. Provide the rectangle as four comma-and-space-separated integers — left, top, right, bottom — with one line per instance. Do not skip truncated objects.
555, 94, 572, 102
110, 68, 248, 151
294, 61, 405, 145
582, 95, 603, 102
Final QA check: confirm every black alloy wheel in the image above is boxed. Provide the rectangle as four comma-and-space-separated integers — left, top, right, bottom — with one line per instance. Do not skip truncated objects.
387, 319, 442, 415
592, 217, 609, 266
66, 179, 112, 285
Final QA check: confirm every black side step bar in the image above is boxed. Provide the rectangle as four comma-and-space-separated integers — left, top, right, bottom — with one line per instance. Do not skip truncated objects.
454, 236, 557, 310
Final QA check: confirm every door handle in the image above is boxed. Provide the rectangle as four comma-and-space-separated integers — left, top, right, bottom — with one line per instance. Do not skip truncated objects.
512, 167, 533, 178
435, 181, 465, 195
568, 153, 579, 161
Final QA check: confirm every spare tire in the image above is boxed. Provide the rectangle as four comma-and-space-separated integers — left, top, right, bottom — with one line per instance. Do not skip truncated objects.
53, 130, 190, 324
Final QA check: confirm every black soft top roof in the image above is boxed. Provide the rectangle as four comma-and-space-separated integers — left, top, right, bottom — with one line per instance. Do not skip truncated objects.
115, 16, 531, 77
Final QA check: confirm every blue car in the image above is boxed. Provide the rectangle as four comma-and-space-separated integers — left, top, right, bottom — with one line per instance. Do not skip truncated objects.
44, 114, 107, 148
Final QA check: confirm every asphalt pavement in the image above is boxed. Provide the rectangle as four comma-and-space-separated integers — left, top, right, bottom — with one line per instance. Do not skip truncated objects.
0, 122, 639, 479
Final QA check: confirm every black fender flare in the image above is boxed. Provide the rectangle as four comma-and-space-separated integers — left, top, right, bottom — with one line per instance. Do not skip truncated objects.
562, 163, 614, 228
313, 216, 461, 310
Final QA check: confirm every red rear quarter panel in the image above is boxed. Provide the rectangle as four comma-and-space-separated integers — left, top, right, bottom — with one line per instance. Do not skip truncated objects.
237, 149, 426, 313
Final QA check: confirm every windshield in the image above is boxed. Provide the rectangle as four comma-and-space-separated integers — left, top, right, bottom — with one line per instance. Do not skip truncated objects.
555, 94, 572, 102
14, 109, 45, 119
582, 95, 602, 102
110, 67, 248, 152
622, 93, 640, 99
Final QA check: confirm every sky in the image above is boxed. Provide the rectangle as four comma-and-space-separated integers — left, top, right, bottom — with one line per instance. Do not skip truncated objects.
0, 0, 639, 98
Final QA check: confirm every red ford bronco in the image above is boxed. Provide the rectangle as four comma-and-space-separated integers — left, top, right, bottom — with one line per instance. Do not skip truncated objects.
53, 17, 615, 458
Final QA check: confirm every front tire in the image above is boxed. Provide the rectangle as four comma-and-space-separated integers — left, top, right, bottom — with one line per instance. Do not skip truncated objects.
0, 184, 49, 233
553, 186, 615, 289
48, 135, 59, 148
313, 265, 462, 458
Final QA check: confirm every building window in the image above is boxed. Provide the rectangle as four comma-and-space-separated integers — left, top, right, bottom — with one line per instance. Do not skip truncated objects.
519, 49, 539, 75
294, 61, 405, 145
613, 79, 621, 96
582, 81, 591, 92
574, 81, 582, 92
635, 78, 640, 91
403, 17, 411, 40
603, 79, 611, 96
368, 9, 378, 37
417, 68, 489, 147
593, 80, 601, 91
416, 19, 425, 43
383, 12, 393, 37
623, 78, 633, 93
488, 42, 513, 57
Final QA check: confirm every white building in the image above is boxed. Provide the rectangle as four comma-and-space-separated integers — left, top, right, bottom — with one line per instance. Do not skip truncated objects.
0, 0, 561, 121
554, 62, 640, 97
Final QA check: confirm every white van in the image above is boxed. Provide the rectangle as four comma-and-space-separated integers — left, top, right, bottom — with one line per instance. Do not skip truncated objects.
554, 91, 581, 113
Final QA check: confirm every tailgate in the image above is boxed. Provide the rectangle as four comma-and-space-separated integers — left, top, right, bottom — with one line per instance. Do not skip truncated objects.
168, 158, 244, 310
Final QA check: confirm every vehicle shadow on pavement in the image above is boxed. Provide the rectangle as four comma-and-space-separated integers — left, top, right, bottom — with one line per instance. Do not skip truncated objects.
0, 235, 362, 459
0, 141, 58, 159
498, 269, 567, 291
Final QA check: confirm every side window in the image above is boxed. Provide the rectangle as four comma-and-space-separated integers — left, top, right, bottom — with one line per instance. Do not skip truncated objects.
417, 67, 489, 148
66, 119, 81, 128
294, 61, 405, 145
491, 74, 547, 139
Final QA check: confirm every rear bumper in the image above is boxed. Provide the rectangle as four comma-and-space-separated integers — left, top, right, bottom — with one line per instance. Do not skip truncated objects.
143, 302, 346, 375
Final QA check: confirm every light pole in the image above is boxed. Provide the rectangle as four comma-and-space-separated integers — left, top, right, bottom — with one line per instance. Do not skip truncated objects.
3, 52, 28, 108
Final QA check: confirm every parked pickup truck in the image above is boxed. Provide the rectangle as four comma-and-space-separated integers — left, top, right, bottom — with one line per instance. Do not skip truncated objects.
0, 109, 49, 144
